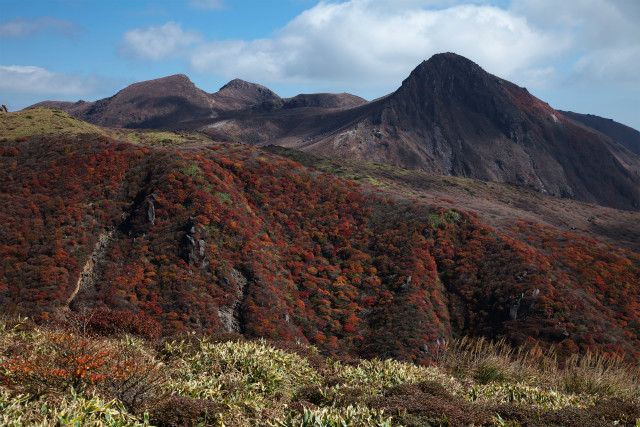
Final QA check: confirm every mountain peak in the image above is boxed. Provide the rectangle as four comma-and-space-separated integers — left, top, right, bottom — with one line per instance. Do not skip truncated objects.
130, 73, 195, 88
215, 78, 281, 104
400, 52, 489, 92
220, 78, 260, 91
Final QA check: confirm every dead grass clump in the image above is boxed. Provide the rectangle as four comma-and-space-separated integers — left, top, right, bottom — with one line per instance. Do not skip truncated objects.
267, 340, 326, 372
435, 336, 640, 401
557, 352, 640, 398
369, 387, 494, 426
435, 337, 539, 385
150, 395, 225, 427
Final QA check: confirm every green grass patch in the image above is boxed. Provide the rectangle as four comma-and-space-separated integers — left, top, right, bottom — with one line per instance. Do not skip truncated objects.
0, 108, 102, 139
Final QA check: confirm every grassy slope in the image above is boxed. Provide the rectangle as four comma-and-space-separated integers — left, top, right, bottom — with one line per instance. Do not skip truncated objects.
0, 108, 103, 138
0, 108, 213, 147
0, 317, 638, 427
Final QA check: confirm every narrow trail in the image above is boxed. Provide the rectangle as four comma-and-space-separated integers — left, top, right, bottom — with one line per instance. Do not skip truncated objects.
65, 229, 114, 308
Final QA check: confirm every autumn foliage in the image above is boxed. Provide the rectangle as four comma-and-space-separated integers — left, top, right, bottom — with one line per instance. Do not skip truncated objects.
1, 131, 639, 363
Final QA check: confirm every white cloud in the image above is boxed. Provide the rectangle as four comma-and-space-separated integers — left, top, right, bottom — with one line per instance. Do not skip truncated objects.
510, 0, 640, 87
121, 22, 203, 61
0, 65, 118, 96
573, 46, 640, 88
113, 0, 638, 128
189, 0, 569, 93
0, 17, 86, 39
189, 0, 225, 9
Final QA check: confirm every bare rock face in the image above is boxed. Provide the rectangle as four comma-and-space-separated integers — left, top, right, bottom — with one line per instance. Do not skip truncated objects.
182, 217, 209, 268
217, 268, 249, 334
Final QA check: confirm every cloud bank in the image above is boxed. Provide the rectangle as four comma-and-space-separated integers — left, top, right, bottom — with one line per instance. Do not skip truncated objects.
0, 65, 118, 97
190, 0, 569, 90
119, 0, 639, 96
120, 22, 203, 61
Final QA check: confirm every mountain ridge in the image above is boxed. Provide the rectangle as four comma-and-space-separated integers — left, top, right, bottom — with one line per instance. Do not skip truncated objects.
26, 53, 640, 211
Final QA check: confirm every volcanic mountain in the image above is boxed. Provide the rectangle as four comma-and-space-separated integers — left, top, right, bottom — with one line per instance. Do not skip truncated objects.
204, 53, 640, 211
30, 53, 640, 210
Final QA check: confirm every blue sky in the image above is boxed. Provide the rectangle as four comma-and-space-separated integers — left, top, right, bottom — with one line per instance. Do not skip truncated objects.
1, 0, 639, 130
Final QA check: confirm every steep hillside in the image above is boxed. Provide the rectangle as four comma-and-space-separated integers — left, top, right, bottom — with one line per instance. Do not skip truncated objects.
560, 110, 640, 155
264, 146, 640, 253
1, 109, 639, 364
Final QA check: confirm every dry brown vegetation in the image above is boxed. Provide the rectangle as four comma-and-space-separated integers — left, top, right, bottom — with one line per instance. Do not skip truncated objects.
1, 315, 638, 426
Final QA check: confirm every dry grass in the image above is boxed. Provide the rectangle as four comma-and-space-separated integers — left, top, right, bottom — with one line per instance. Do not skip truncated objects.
433, 336, 640, 400
1, 317, 639, 426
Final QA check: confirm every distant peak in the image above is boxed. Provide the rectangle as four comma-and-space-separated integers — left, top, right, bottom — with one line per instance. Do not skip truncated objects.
128, 74, 194, 89
153, 74, 191, 82
217, 79, 280, 102
220, 79, 261, 91
162, 74, 194, 84
398, 52, 488, 92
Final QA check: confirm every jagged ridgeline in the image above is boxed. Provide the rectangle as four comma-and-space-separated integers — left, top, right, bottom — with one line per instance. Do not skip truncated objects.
1, 111, 639, 363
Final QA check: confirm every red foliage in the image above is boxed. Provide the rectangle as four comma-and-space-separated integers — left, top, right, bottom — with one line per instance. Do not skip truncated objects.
1, 134, 639, 363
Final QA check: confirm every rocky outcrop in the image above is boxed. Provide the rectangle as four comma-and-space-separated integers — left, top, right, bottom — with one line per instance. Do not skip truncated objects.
217, 268, 249, 334
181, 217, 208, 268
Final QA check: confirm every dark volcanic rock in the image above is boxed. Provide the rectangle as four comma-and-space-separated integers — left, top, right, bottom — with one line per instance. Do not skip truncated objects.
216, 79, 280, 103
282, 93, 367, 109
32, 74, 215, 128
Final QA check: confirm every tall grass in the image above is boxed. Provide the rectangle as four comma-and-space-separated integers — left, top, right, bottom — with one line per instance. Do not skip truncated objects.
1, 317, 638, 426
434, 336, 640, 400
